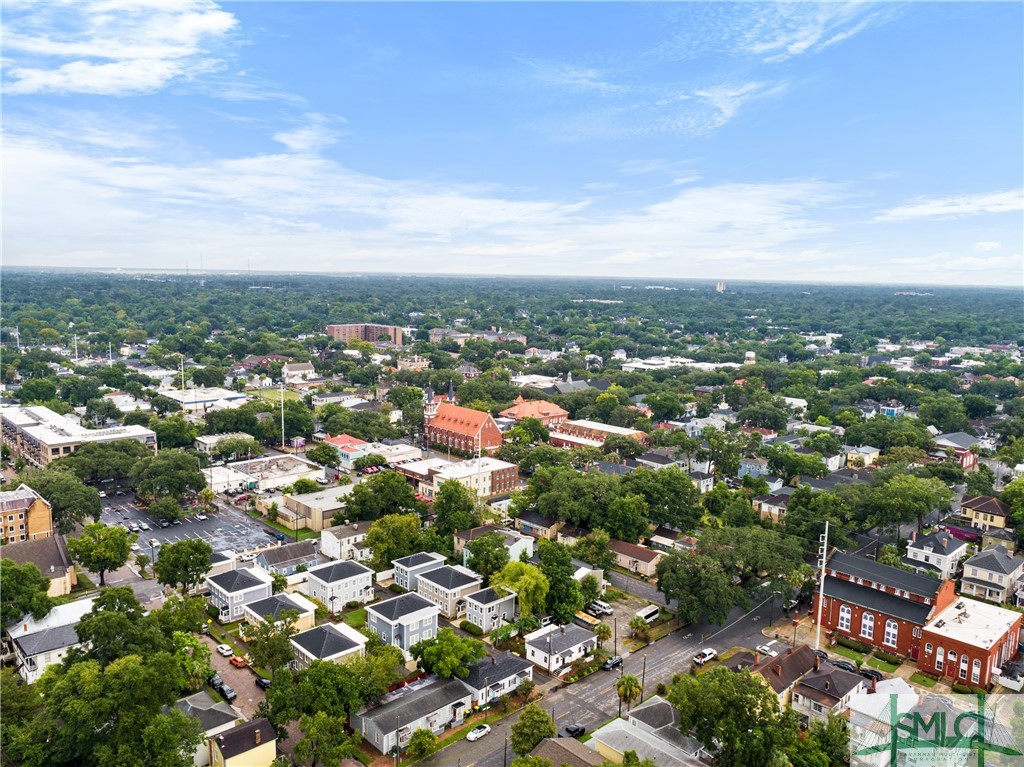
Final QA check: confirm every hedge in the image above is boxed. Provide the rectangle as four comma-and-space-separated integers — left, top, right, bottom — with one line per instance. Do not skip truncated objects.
388, 583, 408, 594
872, 650, 903, 665
951, 683, 988, 695
835, 636, 872, 654
460, 621, 484, 636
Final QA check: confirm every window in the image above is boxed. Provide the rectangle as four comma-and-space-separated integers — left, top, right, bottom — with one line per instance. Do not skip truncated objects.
838, 605, 851, 632
861, 613, 875, 640
884, 620, 899, 647
936, 647, 944, 671
959, 654, 969, 680
972, 659, 981, 685
925, 643, 933, 655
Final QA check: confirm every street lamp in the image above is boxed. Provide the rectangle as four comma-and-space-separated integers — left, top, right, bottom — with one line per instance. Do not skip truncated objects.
329, 595, 337, 617
768, 590, 781, 629
150, 538, 158, 564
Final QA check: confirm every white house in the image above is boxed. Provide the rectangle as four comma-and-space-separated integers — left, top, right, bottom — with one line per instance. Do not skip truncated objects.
902, 531, 968, 580
791, 660, 866, 725
351, 677, 472, 755
291, 622, 368, 670
205, 567, 274, 622
282, 362, 316, 384
460, 652, 533, 708
524, 624, 598, 676
455, 524, 534, 567
464, 587, 517, 634
305, 560, 375, 610
8, 597, 95, 683
960, 546, 1024, 604
320, 521, 373, 562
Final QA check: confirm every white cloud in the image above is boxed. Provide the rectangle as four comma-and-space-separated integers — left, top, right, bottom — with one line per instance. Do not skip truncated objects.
694, 81, 787, 126
875, 190, 1024, 221
3, 0, 237, 95
736, 3, 897, 62
974, 241, 1001, 252
273, 114, 346, 153
531, 62, 627, 95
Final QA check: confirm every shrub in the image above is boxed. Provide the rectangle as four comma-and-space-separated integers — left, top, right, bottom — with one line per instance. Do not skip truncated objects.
207, 604, 220, 621
952, 683, 988, 695
346, 600, 361, 609
836, 636, 872, 653
873, 649, 903, 665
656, 682, 668, 696
517, 678, 536, 699
460, 620, 484, 636
388, 583, 407, 594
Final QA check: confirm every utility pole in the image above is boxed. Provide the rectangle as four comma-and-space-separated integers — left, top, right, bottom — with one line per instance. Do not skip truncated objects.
815, 520, 830, 651
280, 379, 286, 453
640, 655, 647, 700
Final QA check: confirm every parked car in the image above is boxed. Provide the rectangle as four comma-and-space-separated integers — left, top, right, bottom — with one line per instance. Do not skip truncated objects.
98, 491, 107, 498
239, 552, 258, 562
219, 684, 237, 702
602, 655, 623, 671
229, 656, 247, 668
693, 649, 718, 666
756, 644, 778, 657
860, 668, 884, 682
208, 672, 223, 689
138, 521, 150, 531
157, 519, 171, 528
195, 513, 207, 521
587, 600, 613, 617
466, 724, 491, 742
564, 724, 586, 738
255, 677, 272, 691
833, 660, 858, 674
171, 518, 182, 526
130, 543, 141, 552
129, 523, 140, 532
812, 649, 829, 661
216, 644, 233, 657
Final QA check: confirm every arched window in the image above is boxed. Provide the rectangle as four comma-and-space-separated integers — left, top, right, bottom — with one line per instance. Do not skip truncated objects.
861, 612, 874, 640
936, 647, 945, 672
960, 654, 969, 680
884, 620, 899, 647
972, 659, 981, 684
838, 605, 851, 632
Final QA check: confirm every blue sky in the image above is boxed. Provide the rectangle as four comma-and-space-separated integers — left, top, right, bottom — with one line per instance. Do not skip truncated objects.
3, 1, 1022, 285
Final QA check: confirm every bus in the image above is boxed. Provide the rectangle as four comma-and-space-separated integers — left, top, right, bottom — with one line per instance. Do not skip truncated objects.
635, 604, 660, 626
573, 611, 602, 632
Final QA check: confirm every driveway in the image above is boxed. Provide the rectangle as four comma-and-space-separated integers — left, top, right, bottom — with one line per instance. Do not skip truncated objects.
606, 569, 668, 607
200, 634, 266, 719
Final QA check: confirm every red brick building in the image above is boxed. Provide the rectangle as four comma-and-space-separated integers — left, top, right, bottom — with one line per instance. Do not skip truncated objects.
499, 396, 569, 428
918, 597, 1021, 688
424, 402, 503, 455
325, 323, 403, 346
814, 551, 957, 660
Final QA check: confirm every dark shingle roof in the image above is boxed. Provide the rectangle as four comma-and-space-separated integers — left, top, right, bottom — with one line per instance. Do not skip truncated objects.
827, 551, 942, 598
964, 545, 1022, 575
0, 534, 72, 577
292, 624, 360, 659
823, 576, 933, 625
463, 652, 532, 692
366, 593, 436, 622
960, 496, 1012, 518
208, 568, 268, 593
750, 645, 817, 694
908, 531, 965, 557
214, 718, 274, 759
258, 540, 318, 567
308, 560, 373, 583
516, 510, 558, 528
794, 664, 864, 704
530, 738, 605, 767
246, 593, 311, 621
393, 551, 446, 569
360, 678, 471, 730
174, 691, 238, 732
13, 623, 80, 656
526, 624, 596, 655
417, 565, 480, 591
466, 587, 512, 606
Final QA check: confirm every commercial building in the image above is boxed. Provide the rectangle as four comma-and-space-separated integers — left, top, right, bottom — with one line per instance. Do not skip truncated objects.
2, 405, 156, 466
156, 387, 248, 414
499, 396, 569, 428
224, 455, 324, 492
918, 597, 1022, 688
194, 432, 257, 455
326, 323, 404, 346
395, 456, 518, 500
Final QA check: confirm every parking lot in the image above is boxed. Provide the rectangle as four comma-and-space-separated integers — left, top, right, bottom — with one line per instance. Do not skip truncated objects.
200, 634, 266, 718
99, 496, 288, 560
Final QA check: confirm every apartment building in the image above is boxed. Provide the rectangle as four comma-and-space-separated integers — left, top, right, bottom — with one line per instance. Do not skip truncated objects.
2, 405, 156, 466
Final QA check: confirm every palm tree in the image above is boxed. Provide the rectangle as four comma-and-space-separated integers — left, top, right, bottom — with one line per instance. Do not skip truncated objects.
615, 673, 642, 715
628, 614, 649, 641
594, 622, 612, 647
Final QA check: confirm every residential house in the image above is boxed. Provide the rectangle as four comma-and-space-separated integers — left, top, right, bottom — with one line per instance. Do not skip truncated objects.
254, 540, 319, 576
649, 525, 684, 553
397, 356, 431, 372
499, 396, 569, 428
747, 645, 819, 708
464, 587, 517, 634
902, 530, 968, 580
588, 696, 707, 767
847, 678, 918, 760
738, 457, 770, 478
814, 551, 957, 659
8, 597, 95, 683
0, 533, 77, 596
206, 568, 274, 622
960, 545, 1024, 603
918, 597, 1022, 688
243, 592, 317, 632
208, 550, 238, 580
364, 593, 440, 654
932, 432, 979, 471
291, 622, 368, 670
209, 718, 276, 767
281, 362, 316, 384
791, 658, 866, 725
0, 484, 54, 542
416, 564, 483, 619
305, 560, 375, 609
322, 433, 373, 470
392, 551, 447, 591
524, 624, 598, 675
454, 524, 534, 564
755, 493, 791, 524
320, 521, 373, 562
461, 652, 533, 708
609, 539, 663, 578
846, 445, 881, 467
556, 523, 588, 548
878, 400, 906, 418
514, 510, 562, 540
960, 495, 1013, 531
351, 677, 472, 755
633, 450, 681, 471
529, 738, 604, 767
688, 471, 714, 494
173, 691, 240, 767
423, 402, 504, 455
982, 527, 1016, 556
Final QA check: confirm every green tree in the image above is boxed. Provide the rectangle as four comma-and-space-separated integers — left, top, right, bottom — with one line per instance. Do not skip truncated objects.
511, 756, 553, 767
406, 728, 437, 760
135, 551, 151, 577
656, 552, 744, 625
965, 464, 995, 496
67, 522, 135, 587
271, 572, 288, 594
433, 479, 480, 536
410, 627, 487, 679
17, 465, 102, 533
0, 558, 55, 625
594, 620, 612, 647
537, 539, 583, 624
150, 414, 198, 449
579, 573, 602, 608
172, 630, 212, 691
596, 493, 650, 543
0, 667, 41, 753
191, 366, 227, 388
602, 433, 646, 458
73, 586, 170, 666
149, 495, 186, 521
365, 513, 424, 569
616, 673, 642, 714
622, 467, 702, 532
306, 442, 340, 468
628, 614, 650, 641
510, 702, 557, 756
872, 474, 952, 537
153, 538, 213, 593
466, 531, 511, 585
130, 449, 205, 501
294, 711, 360, 767
490, 561, 549, 617
335, 471, 426, 522
247, 611, 299, 676
918, 395, 971, 434
353, 453, 388, 471
572, 529, 617, 571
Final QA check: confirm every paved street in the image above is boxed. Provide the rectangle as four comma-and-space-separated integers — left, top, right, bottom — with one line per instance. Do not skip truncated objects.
420, 595, 782, 767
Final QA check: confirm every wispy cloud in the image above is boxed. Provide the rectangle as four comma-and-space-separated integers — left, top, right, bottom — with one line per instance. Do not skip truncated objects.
875, 189, 1024, 221
273, 114, 347, 153
974, 241, 1001, 252
3, 0, 237, 95
694, 81, 788, 126
529, 61, 628, 95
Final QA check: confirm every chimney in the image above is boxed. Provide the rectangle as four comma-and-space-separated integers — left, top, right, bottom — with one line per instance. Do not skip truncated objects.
813, 656, 820, 671
869, 677, 877, 694
787, 647, 794, 655
754, 652, 760, 664
773, 665, 782, 677
255, 729, 261, 745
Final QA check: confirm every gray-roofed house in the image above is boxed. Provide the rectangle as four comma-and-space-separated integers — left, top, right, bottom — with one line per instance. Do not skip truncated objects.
209, 718, 276, 766
416, 564, 483, 619
524, 624, 598, 675
173, 690, 240, 766
454, 524, 534, 563
461, 651, 533, 707
0, 533, 77, 596
392, 551, 447, 591
254, 540, 319, 576
529, 738, 604, 767
365, 593, 440, 654
291, 622, 368, 670
902, 531, 968, 580
320, 520, 374, 562
242, 592, 317, 632
589, 696, 706, 767
960, 545, 1024, 604
205, 567, 274, 622
465, 587, 517, 634
351, 676, 472, 755
305, 560, 375, 608
791, 658, 866, 724
9, 597, 95, 683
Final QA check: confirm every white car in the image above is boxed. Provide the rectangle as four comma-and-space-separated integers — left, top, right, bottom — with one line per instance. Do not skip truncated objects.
216, 644, 233, 657
138, 522, 150, 531
131, 543, 141, 552
466, 724, 491, 742
693, 648, 718, 666
756, 644, 778, 657
239, 552, 257, 562
195, 513, 207, 521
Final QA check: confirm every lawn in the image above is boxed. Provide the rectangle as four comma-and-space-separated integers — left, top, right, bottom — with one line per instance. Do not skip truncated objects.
251, 388, 304, 403
911, 672, 938, 688
866, 656, 901, 673
259, 515, 319, 541
831, 645, 866, 663
344, 608, 367, 629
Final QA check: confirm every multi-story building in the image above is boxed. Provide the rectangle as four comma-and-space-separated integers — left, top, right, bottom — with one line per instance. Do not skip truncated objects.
305, 561, 375, 609
320, 520, 373, 562
364, 593, 440, 654
205, 568, 274, 622
454, 524, 534, 564
242, 592, 317, 632
791, 659, 865, 725
464, 587, 517, 634
0, 534, 77, 596
326, 323, 404, 346
2, 405, 156, 467
499, 396, 569, 428
960, 545, 1024, 604
396, 457, 518, 500
918, 597, 1022, 688
254, 540, 318, 576
814, 551, 957, 659
932, 432, 979, 472
290, 622, 368, 670
901, 530, 968, 580
549, 420, 648, 449
416, 564, 483, 619
423, 403, 503, 455
959, 495, 1013, 531
392, 551, 447, 591
0, 484, 54, 543
461, 652, 533, 708
9, 598, 95, 683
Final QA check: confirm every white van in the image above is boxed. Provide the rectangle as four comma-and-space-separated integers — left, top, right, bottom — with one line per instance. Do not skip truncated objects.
587, 600, 613, 617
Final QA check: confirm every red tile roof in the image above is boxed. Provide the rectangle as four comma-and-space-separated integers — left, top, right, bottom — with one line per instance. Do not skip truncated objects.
429, 402, 496, 437
499, 396, 568, 421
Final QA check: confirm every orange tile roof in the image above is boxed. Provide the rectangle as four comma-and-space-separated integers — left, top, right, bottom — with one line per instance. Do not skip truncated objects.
324, 433, 368, 449
429, 402, 495, 437
499, 396, 568, 421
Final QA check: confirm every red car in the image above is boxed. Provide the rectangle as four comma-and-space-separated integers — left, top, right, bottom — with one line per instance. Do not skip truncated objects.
229, 656, 248, 669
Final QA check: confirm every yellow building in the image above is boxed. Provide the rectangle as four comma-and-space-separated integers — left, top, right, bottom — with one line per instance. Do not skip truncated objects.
210, 719, 276, 767
0, 485, 54, 544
